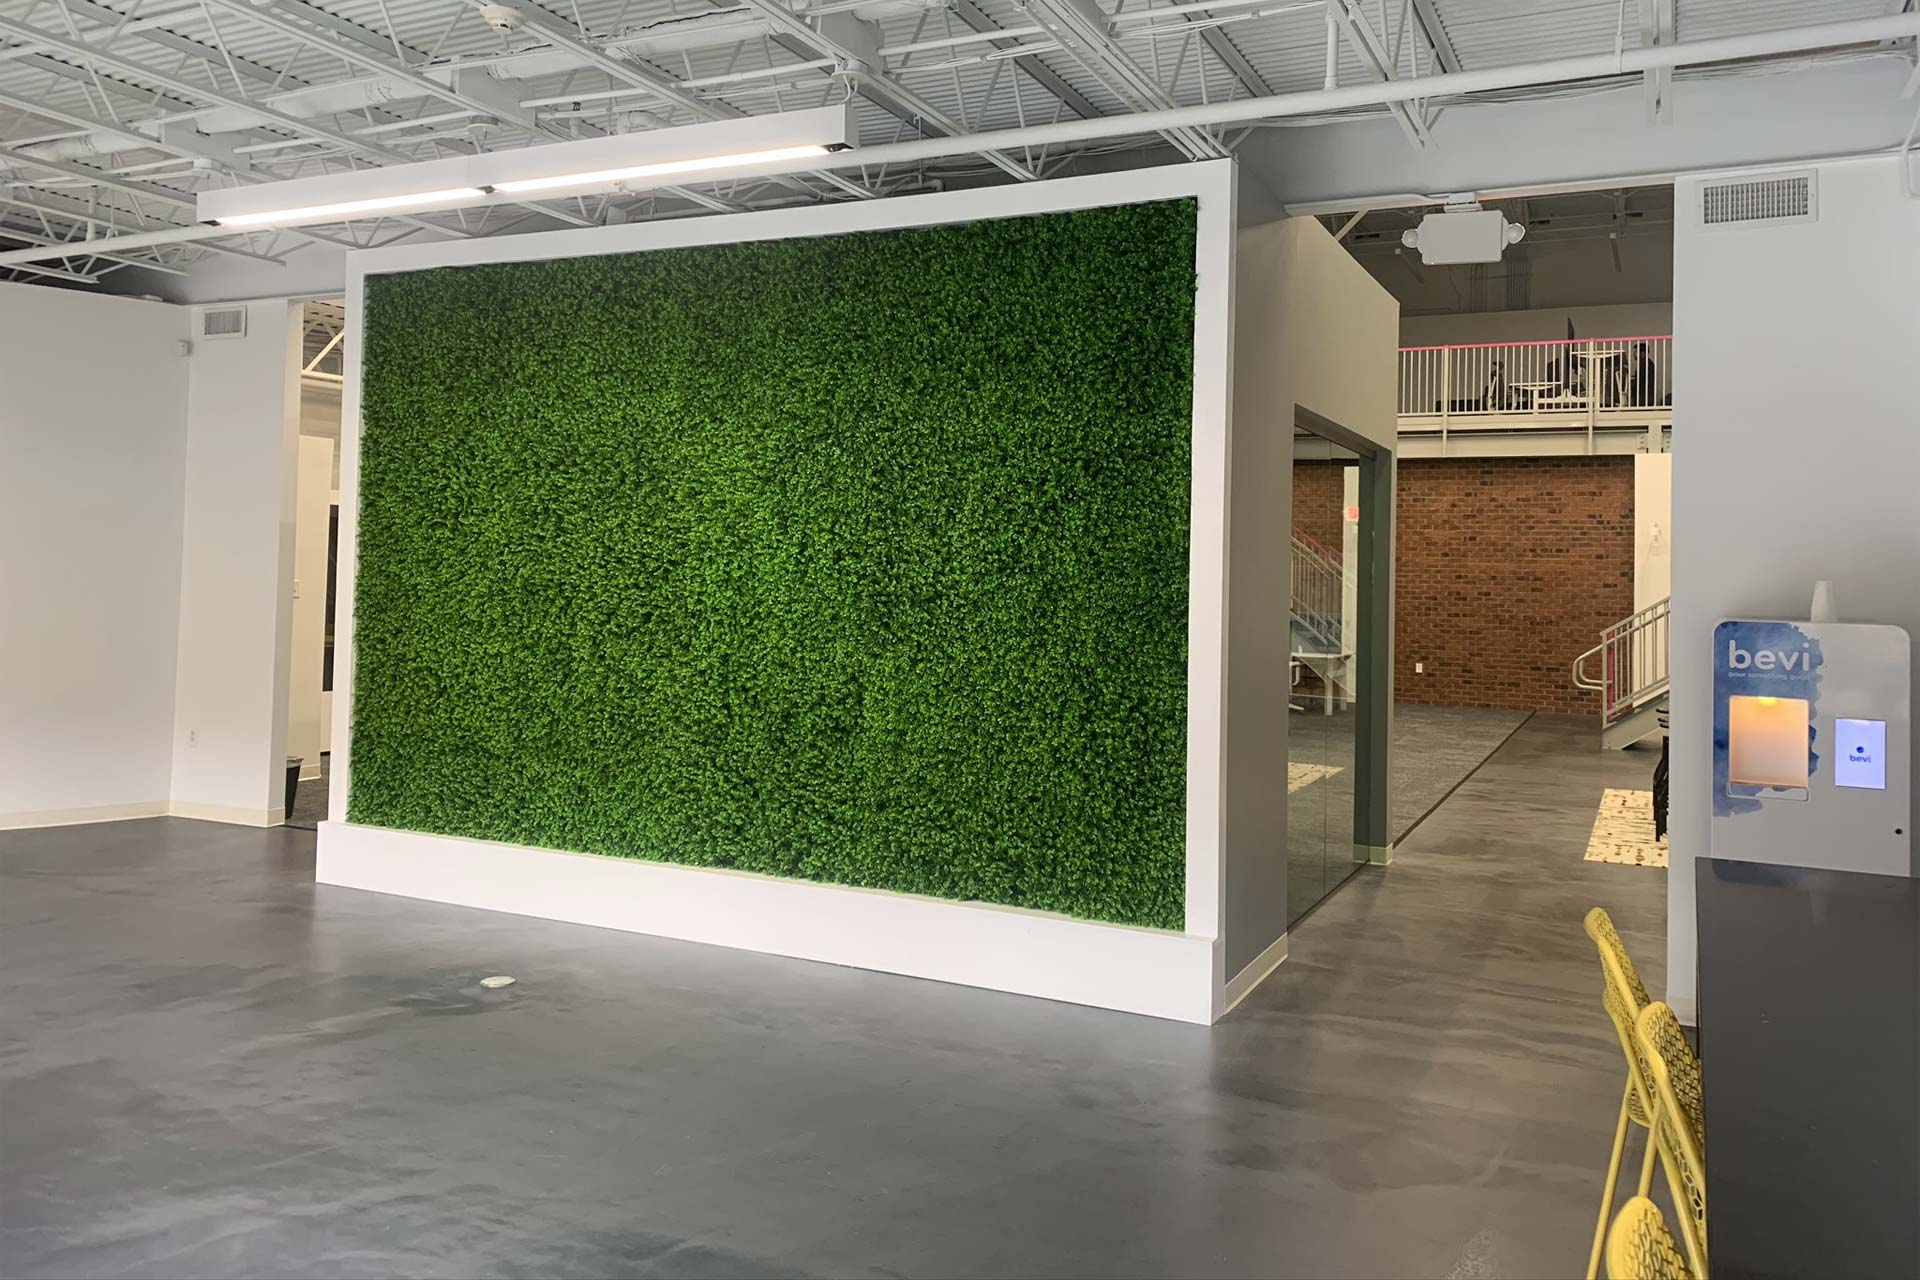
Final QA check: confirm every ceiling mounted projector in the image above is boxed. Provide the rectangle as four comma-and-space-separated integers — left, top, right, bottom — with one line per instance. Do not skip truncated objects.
1400, 206, 1526, 265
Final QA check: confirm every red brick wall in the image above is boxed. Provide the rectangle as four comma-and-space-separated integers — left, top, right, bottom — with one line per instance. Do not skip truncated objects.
1292, 460, 1348, 554
1394, 457, 1634, 714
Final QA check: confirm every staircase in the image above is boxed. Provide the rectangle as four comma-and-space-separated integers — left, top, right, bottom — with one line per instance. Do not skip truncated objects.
1291, 531, 1355, 711
1573, 597, 1670, 749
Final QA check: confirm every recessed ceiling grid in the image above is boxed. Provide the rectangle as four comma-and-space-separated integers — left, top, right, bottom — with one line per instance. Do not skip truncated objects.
0, 0, 1909, 285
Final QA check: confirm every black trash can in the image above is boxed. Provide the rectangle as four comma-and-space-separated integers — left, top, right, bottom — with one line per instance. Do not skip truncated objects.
285, 756, 303, 820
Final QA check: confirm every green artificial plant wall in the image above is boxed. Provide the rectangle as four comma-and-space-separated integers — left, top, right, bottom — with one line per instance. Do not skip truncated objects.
351, 199, 1196, 929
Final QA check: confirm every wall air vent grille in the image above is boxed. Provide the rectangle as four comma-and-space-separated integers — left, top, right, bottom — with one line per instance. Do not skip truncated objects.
198, 305, 247, 339
1701, 172, 1815, 229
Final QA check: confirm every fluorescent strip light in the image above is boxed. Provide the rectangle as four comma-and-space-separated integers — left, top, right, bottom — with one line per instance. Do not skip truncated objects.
213, 186, 487, 228
491, 144, 832, 195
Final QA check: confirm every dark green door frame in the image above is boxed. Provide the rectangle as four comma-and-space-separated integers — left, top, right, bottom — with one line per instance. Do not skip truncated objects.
1294, 406, 1394, 864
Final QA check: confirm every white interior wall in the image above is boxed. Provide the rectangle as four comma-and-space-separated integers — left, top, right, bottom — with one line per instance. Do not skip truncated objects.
170, 300, 304, 825
1224, 213, 1398, 974
1667, 155, 1920, 1022
1400, 302, 1673, 347
287, 435, 333, 783
300, 381, 343, 488
302, 378, 344, 757
1635, 455, 1672, 613
0, 287, 189, 827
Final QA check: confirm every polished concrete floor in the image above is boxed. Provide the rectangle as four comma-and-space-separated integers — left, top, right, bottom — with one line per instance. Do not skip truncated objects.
284, 752, 330, 830
0, 715, 1666, 1279
1286, 704, 1532, 924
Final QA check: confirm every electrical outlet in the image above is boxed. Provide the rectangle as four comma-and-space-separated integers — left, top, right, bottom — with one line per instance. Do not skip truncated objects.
188, 729, 197, 746
1415, 662, 1425, 674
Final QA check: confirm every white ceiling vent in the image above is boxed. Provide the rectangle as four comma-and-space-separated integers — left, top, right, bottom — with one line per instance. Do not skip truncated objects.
197, 305, 247, 340
1701, 171, 1815, 230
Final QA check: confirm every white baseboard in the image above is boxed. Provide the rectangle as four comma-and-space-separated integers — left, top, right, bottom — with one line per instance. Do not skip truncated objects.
169, 801, 284, 827
0, 800, 169, 831
318, 820, 1222, 1023
1217, 930, 1289, 1018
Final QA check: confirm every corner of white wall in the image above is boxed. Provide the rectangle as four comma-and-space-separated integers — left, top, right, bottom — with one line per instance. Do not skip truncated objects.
0, 288, 190, 827
168, 299, 304, 825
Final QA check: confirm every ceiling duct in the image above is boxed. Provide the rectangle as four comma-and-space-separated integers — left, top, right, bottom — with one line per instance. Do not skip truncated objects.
0, 129, 151, 177
605, 9, 776, 55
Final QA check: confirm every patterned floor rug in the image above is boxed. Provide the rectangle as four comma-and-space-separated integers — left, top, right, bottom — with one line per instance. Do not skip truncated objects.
1585, 787, 1668, 868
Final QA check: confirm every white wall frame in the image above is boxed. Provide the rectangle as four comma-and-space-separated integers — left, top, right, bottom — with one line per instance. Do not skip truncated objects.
320, 160, 1256, 1024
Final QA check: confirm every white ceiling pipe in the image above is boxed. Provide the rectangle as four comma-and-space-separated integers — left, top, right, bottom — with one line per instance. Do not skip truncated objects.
2, 13, 1915, 270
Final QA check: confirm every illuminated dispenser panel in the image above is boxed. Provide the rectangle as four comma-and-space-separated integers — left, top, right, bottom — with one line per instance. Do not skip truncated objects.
1711, 620, 1910, 876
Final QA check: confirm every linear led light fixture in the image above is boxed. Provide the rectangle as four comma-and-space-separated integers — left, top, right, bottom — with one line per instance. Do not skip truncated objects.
195, 105, 854, 230
213, 187, 490, 229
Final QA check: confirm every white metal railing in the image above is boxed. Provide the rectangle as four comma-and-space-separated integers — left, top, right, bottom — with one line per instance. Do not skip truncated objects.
1291, 530, 1346, 647
1399, 335, 1673, 420
1573, 597, 1671, 726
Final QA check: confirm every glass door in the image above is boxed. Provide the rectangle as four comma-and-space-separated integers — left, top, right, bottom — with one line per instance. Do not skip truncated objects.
1288, 422, 1378, 925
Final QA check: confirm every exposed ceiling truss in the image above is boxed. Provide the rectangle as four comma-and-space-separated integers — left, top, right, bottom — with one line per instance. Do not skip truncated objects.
0, 0, 1913, 286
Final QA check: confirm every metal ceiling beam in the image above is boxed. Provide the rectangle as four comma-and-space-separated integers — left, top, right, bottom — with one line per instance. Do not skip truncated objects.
0, 219, 191, 273
7, 50, 200, 120
1021, 0, 1228, 160
0, 14, 404, 163
1173, 18, 1273, 98
0, 147, 197, 208
0, 90, 458, 258
197, 0, 540, 136
271, 0, 431, 62
1332, 0, 1432, 150
0, 254, 99, 282
0, 83, 165, 138
511, 12, 856, 205
0, 192, 287, 263
946, 0, 1101, 120
1405, 0, 1460, 74
727, 2, 1039, 181
3, 29, 423, 150
58, 0, 304, 92
0, 12, 591, 230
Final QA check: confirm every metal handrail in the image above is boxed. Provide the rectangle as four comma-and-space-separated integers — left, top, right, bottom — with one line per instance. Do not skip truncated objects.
1399, 335, 1674, 421
1573, 597, 1670, 723
1291, 533, 1345, 646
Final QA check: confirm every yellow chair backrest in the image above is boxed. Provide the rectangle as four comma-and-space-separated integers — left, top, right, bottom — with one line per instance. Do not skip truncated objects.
1586, 908, 1657, 1128
1585, 906, 1651, 1008
1635, 1001, 1708, 1278
1605, 1195, 1692, 1280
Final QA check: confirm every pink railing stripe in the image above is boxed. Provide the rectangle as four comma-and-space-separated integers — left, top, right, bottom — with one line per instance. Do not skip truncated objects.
1399, 334, 1674, 352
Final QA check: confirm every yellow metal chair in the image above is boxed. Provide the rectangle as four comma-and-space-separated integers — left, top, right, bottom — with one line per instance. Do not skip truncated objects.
1605, 1195, 1692, 1280
1635, 1001, 1708, 1280
1584, 907, 1661, 1279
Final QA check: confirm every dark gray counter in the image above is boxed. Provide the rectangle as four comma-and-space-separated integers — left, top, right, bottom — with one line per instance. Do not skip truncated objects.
1696, 857, 1920, 1280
